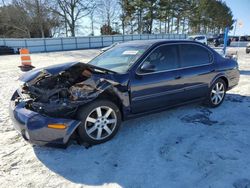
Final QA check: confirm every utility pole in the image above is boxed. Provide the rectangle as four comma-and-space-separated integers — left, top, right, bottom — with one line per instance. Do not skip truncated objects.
90, 12, 94, 36
223, 27, 229, 56
233, 19, 237, 37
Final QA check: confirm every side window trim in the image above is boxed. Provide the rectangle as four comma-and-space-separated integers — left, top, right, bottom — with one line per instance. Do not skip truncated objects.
136, 42, 214, 75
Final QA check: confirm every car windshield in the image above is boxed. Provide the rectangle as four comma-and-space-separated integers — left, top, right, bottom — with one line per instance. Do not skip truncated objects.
89, 43, 150, 73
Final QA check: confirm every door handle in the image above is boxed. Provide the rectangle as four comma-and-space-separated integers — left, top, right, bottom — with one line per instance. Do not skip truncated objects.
175, 75, 182, 79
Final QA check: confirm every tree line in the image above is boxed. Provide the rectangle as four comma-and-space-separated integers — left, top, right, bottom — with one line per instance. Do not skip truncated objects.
0, 0, 234, 38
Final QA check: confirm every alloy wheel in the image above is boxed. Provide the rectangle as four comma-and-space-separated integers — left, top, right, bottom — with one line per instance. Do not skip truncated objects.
210, 82, 225, 105
84, 106, 117, 140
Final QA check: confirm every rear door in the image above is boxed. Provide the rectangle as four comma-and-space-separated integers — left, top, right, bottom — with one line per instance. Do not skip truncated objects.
174, 43, 215, 101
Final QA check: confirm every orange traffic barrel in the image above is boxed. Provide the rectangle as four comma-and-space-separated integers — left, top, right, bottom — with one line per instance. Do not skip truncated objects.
19, 48, 35, 71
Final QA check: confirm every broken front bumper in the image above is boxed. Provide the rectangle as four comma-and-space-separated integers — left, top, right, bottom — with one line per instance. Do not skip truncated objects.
9, 91, 81, 146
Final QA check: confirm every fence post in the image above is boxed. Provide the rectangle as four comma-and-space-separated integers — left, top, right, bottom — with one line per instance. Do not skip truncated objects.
89, 37, 91, 48
61, 38, 64, 51
101, 36, 104, 47
24, 39, 28, 48
44, 38, 47, 52
3, 38, 6, 46
112, 36, 114, 44
75, 37, 78, 49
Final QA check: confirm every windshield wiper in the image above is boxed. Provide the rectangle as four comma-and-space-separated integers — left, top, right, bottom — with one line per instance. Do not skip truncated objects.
89, 64, 118, 74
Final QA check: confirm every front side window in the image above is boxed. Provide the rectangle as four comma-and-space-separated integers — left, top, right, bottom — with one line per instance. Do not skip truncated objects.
180, 44, 211, 68
89, 43, 149, 73
139, 45, 179, 73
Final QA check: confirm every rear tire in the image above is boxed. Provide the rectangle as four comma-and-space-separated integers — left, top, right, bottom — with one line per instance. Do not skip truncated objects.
76, 100, 121, 145
205, 79, 226, 108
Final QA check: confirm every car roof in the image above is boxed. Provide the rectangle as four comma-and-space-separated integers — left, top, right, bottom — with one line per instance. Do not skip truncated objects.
119, 39, 204, 46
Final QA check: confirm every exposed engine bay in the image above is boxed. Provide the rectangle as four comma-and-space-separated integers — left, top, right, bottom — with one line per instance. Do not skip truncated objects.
18, 63, 117, 118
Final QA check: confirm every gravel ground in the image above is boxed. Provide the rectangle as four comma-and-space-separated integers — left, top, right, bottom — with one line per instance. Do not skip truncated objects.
0, 47, 250, 188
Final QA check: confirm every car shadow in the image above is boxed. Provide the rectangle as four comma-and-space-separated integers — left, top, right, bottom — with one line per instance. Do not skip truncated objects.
33, 93, 250, 187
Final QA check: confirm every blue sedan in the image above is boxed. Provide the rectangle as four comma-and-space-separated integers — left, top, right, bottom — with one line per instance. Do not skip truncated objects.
10, 40, 239, 147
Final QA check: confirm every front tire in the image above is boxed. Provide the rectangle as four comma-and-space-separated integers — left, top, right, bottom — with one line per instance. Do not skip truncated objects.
205, 79, 226, 108
77, 100, 121, 145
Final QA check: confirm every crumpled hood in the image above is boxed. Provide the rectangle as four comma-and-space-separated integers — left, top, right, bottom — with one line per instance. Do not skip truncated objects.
16, 61, 129, 118
19, 62, 117, 83
19, 62, 79, 82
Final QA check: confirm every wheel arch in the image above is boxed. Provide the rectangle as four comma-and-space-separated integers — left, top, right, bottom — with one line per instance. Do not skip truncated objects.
68, 89, 127, 145
74, 96, 123, 145
95, 88, 127, 120
210, 74, 229, 89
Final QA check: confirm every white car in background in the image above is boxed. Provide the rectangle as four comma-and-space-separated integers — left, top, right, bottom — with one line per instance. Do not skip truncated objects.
246, 42, 250, 54
188, 35, 208, 45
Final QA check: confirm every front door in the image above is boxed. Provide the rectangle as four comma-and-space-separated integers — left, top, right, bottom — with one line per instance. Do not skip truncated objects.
129, 44, 184, 113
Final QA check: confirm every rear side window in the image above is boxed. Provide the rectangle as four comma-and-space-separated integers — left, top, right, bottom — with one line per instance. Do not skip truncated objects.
180, 44, 211, 68
141, 44, 179, 72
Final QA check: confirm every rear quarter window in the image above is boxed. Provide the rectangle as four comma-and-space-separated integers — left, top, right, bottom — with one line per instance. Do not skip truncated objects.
180, 44, 212, 68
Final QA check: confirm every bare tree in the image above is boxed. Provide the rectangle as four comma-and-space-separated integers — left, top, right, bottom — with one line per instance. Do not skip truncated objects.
96, 0, 119, 32
53, 0, 94, 37
1, 0, 6, 6
0, 0, 61, 38
21, 0, 50, 38
89, 3, 97, 36
1, 0, 235, 38
0, 2, 33, 37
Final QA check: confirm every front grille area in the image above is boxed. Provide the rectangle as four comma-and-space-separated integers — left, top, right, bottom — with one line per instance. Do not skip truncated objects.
17, 88, 31, 100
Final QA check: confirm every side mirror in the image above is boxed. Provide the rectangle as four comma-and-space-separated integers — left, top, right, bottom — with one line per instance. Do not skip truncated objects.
140, 62, 156, 73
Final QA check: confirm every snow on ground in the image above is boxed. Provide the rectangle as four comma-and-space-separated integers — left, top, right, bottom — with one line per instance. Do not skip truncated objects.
0, 47, 250, 188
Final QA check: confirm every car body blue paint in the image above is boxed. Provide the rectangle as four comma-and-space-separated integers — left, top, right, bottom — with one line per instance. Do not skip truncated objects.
10, 40, 240, 146
10, 100, 81, 146
19, 62, 79, 83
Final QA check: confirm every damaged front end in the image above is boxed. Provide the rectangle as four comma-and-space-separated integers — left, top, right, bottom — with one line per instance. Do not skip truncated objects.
17, 62, 119, 118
